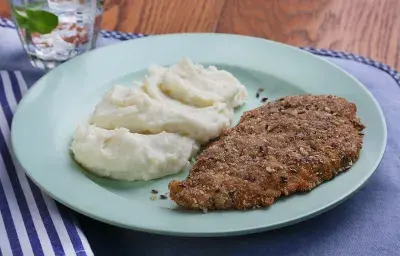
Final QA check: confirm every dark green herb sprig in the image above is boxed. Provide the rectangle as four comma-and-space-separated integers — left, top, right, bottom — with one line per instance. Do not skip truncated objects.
12, 1, 58, 34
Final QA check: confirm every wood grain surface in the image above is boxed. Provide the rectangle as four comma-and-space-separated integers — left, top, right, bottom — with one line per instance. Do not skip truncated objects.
217, 0, 400, 70
102, 0, 225, 33
1, 0, 399, 69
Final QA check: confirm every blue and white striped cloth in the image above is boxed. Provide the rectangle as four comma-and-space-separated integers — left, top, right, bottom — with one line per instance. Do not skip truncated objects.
0, 70, 92, 256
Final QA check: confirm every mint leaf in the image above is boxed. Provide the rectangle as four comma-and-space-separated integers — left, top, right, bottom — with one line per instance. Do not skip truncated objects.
13, 5, 26, 12
26, 1, 47, 10
26, 9, 58, 34
12, 7, 28, 29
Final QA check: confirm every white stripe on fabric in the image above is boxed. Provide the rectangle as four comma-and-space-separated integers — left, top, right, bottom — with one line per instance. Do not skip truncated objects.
75, 221, 94, 256
3, 73, 57, 256
0, 72, 17, 110
14, 71, 28, 95
44, 199, 77, 256
0, 212, 13, 256
0, 105, 35, 256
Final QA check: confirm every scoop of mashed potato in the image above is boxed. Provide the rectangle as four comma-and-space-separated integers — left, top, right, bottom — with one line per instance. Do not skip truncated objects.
146, 57, 247, 108
90, 85, 233, 144
71, 125, 198, 181
73, 58, 249, 182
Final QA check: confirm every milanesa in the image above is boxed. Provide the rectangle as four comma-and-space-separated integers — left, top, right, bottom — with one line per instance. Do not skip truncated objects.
169, 95, 365, 211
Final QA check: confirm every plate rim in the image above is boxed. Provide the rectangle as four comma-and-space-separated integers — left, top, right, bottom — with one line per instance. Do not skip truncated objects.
11, 33, 388, 237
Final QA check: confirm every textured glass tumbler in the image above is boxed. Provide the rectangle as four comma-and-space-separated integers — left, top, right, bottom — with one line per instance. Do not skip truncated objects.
9, 0, 103, 70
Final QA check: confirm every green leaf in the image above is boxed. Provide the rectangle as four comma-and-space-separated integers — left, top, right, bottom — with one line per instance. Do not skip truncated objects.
26, 1, 47, 10
13, 5, 26, 12
11, 7, 28, 29
26, 9, 58, 34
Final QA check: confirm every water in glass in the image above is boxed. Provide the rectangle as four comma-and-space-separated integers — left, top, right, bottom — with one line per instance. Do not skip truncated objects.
9, 0, 103, 69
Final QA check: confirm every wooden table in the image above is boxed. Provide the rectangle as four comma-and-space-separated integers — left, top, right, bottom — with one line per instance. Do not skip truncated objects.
1, 0, 399, 69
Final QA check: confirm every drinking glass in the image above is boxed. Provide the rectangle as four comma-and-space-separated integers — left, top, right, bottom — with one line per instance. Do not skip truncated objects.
9, 0, 103, 69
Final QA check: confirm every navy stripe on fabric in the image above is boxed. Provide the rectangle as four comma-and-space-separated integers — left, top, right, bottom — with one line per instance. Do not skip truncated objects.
9, 71, 24, 103
11, 247, 23, 256
0, 77, 45, 256
9, 71, 66, 256
0, 174, 22, 255
57, 204, 86, 256
8, 72, 22, 102
0, 79, 12, 127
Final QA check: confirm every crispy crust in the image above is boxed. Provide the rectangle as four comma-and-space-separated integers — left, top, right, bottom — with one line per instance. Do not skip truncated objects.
169, 95, 365, 211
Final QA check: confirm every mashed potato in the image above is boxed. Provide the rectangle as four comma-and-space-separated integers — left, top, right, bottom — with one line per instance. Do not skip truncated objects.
146, 57, 247, 108
72, 58, 248, 181
71, 125, 198, 181
90, 85, 233, 144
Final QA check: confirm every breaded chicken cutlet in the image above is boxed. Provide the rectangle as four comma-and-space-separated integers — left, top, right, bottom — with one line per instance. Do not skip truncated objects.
169, 95, 365, 211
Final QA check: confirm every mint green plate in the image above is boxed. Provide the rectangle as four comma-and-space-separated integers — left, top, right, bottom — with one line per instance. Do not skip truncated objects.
11, 34, 387, 237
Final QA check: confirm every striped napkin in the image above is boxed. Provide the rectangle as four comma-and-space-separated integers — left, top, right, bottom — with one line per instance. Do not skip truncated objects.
0, 70, 93, 256
0, 17, 145, 256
